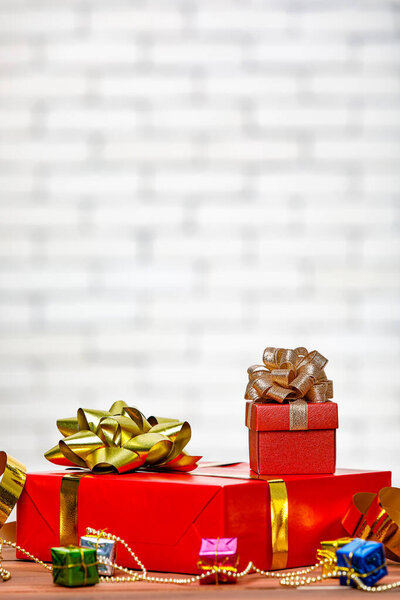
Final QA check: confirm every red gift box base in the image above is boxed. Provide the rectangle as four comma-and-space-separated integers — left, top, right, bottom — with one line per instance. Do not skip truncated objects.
17, 464, 391, 574
249, 429, 336, 475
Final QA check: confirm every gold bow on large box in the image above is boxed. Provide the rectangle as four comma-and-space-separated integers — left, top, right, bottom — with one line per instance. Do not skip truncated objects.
45, 401, 201, 474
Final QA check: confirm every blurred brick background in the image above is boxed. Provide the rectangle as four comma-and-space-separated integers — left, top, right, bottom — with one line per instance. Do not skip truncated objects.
0, 1, 399, 482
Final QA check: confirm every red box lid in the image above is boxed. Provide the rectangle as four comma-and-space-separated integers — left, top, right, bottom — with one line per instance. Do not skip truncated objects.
246, 400, 338, 431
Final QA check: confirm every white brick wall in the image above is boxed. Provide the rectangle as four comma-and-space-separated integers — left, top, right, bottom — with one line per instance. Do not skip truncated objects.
0, 0, 399, 485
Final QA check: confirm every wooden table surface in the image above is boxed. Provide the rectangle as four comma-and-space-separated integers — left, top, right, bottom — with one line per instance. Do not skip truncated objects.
2, 547, 400, 599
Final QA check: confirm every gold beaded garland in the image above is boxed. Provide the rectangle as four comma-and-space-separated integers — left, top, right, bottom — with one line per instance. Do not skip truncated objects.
0, 527, 399, 592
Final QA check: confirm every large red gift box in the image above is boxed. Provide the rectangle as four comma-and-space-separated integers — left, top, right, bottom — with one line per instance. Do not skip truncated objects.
17, 463, 390, 574
246, 401, 338, 475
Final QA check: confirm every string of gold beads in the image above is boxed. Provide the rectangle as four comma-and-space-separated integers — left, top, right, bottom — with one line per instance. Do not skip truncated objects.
1, 529, 399, 592
0, 541, 10, 582
280, 567, 400, 592
0, 539, 53, 573
90, 527, 333, 586
0, 565, 11, 582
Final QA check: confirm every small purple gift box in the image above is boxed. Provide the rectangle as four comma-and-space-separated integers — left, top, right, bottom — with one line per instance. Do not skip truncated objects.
198, 538, 238, 584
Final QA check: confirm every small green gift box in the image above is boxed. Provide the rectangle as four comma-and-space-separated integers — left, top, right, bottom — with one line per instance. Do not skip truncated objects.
51, 545, 99, 587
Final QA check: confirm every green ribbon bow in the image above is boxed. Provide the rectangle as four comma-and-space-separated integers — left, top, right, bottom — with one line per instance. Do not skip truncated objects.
45, 401, 201, 474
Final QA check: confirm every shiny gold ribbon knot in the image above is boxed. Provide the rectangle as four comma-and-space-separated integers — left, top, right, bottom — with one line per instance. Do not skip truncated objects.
245, 346, 333, 404
45, 401, 201, 474
342, 487, 400, 562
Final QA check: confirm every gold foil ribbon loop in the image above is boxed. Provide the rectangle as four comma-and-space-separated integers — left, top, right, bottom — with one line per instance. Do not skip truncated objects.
342, 487, 400, 562
0, 452, 26, 529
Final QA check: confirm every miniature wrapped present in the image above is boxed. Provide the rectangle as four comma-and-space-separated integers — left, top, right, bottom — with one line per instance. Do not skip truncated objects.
245, 347, 337, 474
317, 537, 353, 576
198, 537, 238, 584
51, 545, 99, 587
336, 538, 387, 588
80, 533, 116, 576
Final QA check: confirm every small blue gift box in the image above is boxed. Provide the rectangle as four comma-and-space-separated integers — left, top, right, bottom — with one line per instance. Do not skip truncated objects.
336, 538, 387, 588
80, 534, 116, 576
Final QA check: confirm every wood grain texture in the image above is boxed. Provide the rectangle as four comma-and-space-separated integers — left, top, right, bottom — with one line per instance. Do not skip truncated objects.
2, 548, 400, 599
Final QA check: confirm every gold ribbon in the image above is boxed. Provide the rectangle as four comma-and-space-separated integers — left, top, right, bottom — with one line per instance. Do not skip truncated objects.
268, 479, 288, 569
45, 401, 201, 474
0, 452, 26, 529
289, 399, 308, 430
60, 474, 87, 546
245, 347, 333, 404
342, 487, 400, 562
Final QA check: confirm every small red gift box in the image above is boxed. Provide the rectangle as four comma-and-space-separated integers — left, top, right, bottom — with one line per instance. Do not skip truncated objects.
246, 400, 338, 475
17, 463, 389, 574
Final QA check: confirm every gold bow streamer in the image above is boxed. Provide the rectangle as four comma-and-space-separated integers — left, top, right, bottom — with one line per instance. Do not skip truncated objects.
45, 401, 201, 474
342, 487, 400, 562
0, 452, 26, 529
245, 347, 334, 405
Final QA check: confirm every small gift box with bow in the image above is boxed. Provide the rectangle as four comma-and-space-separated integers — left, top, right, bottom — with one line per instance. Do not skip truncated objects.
198, 537, 238, 584
80, 534, 116, 576
317, 537, 354, 576
336, 538, 387, 588
245, 347, 338, 475
51, 545, 99, 587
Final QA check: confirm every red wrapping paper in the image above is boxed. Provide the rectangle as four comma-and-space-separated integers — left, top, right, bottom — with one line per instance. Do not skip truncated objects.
17, 463, 390, 574
246, 401, 338, 474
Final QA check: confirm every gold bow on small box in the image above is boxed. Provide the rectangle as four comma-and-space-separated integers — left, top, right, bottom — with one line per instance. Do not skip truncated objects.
245, 347, 333, 404
245, 347, 334, 431
45, 401, 201, 474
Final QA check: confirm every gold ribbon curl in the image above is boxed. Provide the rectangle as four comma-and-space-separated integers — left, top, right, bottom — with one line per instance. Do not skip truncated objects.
0, 452, 26, 529
45, 401, 201, 474
245, 347, 334, 404
342, 487, 400, 562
